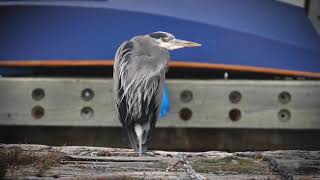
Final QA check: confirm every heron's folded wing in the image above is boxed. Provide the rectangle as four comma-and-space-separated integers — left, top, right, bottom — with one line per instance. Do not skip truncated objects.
113, 40, 134, 123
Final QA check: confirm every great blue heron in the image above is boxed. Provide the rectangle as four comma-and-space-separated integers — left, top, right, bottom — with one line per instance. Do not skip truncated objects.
113, 31, 201, 156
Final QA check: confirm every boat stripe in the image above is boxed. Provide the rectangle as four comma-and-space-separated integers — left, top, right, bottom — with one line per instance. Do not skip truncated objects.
0, 60, 319, 78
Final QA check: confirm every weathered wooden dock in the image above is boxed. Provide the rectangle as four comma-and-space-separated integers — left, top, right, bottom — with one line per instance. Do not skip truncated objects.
1, 144, 320, 179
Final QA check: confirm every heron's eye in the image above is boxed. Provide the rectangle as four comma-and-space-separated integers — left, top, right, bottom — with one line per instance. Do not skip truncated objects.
161, 37, 170, 42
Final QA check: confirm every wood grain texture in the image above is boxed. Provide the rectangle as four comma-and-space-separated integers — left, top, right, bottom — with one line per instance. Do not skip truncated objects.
1, 144, 320, 179
0, 78, 320, 129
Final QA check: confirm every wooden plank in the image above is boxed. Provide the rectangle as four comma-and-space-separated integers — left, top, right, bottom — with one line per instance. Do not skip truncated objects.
1, 144, 320, 179
0, 78, 319, 129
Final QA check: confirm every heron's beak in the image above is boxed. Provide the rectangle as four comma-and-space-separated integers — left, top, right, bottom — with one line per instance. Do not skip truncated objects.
172, 39, 202, 48
162, 39, 201, 50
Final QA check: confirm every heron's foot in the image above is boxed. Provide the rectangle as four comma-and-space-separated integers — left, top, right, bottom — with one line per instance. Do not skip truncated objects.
173, 160, 186, 169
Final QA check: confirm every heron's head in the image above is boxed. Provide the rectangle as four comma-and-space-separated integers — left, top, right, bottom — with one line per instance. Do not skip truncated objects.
148, 31, 201, 50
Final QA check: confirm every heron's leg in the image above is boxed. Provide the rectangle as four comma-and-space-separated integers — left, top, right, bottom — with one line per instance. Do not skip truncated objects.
138, 134, 142, 157
134, 124, 143, 157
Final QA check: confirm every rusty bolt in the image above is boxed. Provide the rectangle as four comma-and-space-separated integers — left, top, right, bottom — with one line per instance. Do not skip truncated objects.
229, 91, 242, 104
229, 108, 241, 121
31, 106, 45, 119
179, 108, 192, 121
180, 90, 193, 103
32, 88, 45, 101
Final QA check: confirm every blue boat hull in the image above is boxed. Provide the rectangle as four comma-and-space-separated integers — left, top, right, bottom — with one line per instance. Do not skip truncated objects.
0, 1, 319, 77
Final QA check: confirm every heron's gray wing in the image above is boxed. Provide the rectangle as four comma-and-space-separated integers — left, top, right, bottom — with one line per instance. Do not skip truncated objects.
113, 40, 133, 123
113, 40, 133, 97
114, 40, 146, 152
